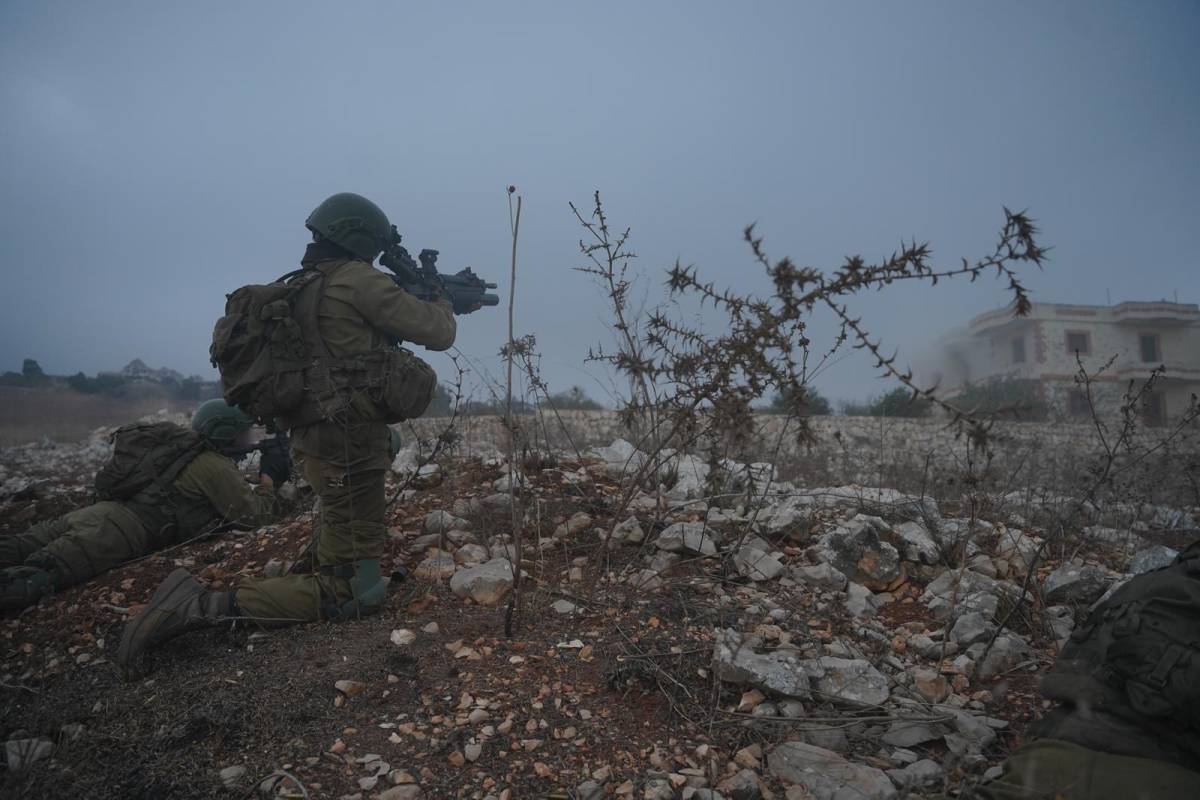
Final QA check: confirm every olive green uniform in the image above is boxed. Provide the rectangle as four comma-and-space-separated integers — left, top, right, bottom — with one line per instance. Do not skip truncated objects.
964, 694, 1200, 799
0, 450, 277, 596
961, 546, 1200, 799
234, 246, 454, 623
967, 738, 1200, 800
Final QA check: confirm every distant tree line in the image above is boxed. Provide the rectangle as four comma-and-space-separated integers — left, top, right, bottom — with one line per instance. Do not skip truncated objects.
762, 378, 1048, 420
1, 359, 56, 389
423, 380, 1032, 420
1, 358, 216, 403
424, 384, 606, 417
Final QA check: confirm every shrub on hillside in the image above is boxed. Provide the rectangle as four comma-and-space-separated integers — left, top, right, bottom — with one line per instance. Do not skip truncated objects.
842, 386, 933, 418
545, 386, 604, 411
950, 377, 1049, 421
765, 387, 832, 416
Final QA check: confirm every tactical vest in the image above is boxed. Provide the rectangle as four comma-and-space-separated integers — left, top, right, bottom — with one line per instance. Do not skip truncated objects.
95, 422, 217, 543
286, 259, 436, 429
1035, 543, 1200, 767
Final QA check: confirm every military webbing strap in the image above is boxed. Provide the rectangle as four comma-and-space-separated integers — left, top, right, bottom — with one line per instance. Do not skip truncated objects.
112, 431, 212, 543
283, 260, 392, 427
152, 437, 211, 496
274, 265, 338, 428
285, 265, 337, 362
273, 266, 327, 368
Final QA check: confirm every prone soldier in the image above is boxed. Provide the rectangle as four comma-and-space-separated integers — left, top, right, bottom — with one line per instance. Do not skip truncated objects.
0, 400, 288, 612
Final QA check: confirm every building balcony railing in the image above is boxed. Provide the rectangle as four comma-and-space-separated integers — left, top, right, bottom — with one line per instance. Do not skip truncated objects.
1111, 302, 1200, 325
1112, 359, 1200, 380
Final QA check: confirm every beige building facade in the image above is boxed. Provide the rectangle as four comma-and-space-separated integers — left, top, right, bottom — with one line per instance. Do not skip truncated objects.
924, 301, 1200, 423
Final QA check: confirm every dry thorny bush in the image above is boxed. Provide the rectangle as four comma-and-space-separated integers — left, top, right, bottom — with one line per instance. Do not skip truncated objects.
564, 192, 1191, 652
573, 190, 1044, 455
570, 190, 1193, 506
564, 191, 1050, 533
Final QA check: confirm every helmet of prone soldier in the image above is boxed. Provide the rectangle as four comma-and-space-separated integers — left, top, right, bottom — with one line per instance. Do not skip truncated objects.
191, 399, 254, 448
305, 192, 391, 263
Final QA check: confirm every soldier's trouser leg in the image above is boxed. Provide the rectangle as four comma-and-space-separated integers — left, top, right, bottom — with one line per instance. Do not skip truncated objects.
236, 462, 387, 625
1, 502, 152, 588
0, 517, 74, 568
969, 738, 1200, 800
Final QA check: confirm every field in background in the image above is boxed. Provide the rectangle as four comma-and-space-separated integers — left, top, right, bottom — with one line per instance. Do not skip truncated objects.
0, 387, 195, 446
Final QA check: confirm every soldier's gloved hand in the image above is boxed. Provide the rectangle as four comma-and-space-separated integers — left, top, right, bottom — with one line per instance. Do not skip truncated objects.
260, 449, 292, 486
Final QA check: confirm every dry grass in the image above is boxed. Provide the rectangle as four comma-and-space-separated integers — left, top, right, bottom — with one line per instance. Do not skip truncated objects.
0, 387, 190, 446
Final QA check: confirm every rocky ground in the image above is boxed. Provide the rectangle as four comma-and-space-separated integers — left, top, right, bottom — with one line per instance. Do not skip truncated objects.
1, 425, 1196, 799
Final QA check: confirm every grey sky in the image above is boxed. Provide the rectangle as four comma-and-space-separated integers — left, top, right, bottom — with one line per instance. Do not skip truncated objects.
1, 1, 1197, 407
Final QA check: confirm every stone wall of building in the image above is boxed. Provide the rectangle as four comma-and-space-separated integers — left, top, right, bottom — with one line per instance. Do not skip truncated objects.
404, 409, 1199, 505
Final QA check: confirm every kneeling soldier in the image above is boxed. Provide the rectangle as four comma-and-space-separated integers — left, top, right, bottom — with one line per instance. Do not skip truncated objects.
118, 192, 454, 675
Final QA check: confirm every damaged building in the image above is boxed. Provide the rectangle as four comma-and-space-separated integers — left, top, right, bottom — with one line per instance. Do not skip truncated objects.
922, 301, 1200, 424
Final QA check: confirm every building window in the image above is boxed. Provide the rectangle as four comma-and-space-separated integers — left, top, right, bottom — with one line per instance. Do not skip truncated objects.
1143, 391, 1166, 427
1011, 336, 1026, 364
1065, 331, 1091, 356
1067, 389, 1090, 417
1139, 333, 1161, 363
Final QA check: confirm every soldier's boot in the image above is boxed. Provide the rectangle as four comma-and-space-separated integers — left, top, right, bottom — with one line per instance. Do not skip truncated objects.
0, 566, 54, 613
321, 559, 387, 621
117, 569, 235, 677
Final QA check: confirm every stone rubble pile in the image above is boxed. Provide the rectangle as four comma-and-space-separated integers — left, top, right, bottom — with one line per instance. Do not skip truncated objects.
0, 434, 114, 499
512, 438, 1191, 800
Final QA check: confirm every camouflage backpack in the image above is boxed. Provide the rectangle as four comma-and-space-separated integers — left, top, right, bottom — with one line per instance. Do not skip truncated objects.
95, 422, 209, 502
1041, 543, 1200, 731
209, 268, 328, 420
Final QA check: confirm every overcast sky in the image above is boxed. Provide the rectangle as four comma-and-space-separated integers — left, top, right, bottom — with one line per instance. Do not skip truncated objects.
1, 1, 1196, 407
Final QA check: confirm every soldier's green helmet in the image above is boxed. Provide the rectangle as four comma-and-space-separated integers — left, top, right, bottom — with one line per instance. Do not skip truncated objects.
305, 192, 392, 262
191, 399, 254, 446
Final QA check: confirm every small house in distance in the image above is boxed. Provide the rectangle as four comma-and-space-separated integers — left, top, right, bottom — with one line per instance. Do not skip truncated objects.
922, 301, 1200, 424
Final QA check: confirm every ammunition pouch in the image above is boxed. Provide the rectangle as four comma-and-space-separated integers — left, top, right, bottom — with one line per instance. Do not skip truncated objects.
376, 347, 436, 423
284, 347, 436, 428
319, 558, 387, 621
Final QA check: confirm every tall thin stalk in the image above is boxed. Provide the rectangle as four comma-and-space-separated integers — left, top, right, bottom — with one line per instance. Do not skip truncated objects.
504, 186, 523, 636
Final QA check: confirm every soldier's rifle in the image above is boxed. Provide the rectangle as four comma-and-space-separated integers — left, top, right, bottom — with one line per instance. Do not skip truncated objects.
378, 226, 499, 315
226, 429, 290, 463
